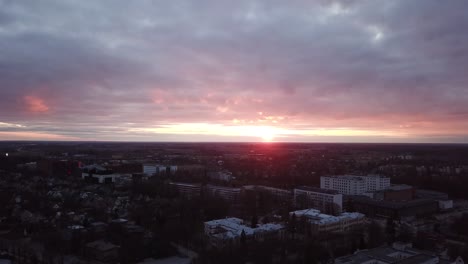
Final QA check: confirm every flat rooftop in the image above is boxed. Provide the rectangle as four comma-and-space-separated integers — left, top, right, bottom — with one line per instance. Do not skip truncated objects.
397, 254, 437, 264
169, 182, 201, 187
387, 184, 413, 191
295, 186, 340, 195
351, 196, 437, 209
290, 208, 364, 225
242, 185, 291, 193
336, 245, 437, 264
372, 184, 413, 194
206, 184, 241, 191
85, 240, 119, 251
205, 217, 284, 238
323, 174, 389, 180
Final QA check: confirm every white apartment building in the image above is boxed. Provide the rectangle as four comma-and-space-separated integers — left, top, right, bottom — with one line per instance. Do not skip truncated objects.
143, 164, 158, 175
290, 208, 365, 234
143, 164, 177, 176
293, 186, 343, 214
320, 175, 390, 195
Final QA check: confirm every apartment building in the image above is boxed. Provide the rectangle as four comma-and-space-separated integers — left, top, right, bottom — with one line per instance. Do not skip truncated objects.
294, 186, 343, 215
320, 175, 390, 195
169, 182, 202, 199
205, 185, 241, 201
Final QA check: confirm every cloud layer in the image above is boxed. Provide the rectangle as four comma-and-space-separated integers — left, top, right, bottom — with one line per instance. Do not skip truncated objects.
1, 0, 468, 142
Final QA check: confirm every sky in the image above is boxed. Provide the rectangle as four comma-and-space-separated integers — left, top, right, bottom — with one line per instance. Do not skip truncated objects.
1, 0, 468, 143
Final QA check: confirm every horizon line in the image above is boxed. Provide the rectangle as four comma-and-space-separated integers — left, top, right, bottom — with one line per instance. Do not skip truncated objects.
1, 140, 468, 145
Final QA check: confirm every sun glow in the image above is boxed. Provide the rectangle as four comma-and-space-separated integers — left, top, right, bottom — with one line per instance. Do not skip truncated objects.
262, 134, 274, 142
252, 126, 276, 142
128, 123, 283, 142
128, 123, 405, 142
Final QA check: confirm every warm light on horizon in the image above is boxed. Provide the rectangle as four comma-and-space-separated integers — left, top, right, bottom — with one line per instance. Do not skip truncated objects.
126, 123, 407, 142
128, 123, 284, 141
3, 120, 465, 142
254, 126, 276, 142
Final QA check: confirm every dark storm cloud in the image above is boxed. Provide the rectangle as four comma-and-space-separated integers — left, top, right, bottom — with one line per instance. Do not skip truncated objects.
1, 0, 468, 141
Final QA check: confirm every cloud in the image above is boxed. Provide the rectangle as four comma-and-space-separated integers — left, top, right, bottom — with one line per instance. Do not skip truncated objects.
0, 131, 78, 141
0, 0, 468, 142
23, 95, 49, 113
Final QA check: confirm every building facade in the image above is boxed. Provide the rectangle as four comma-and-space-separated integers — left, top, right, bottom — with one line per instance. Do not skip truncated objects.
169, 182, 202, 199
242, 185, 293, 205
293, 186, 343, 215
143, 164, 177, 176
320, 175, 390, 195
205, 185, 241, 201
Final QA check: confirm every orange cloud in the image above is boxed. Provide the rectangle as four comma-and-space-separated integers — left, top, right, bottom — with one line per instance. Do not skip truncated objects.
24, 95, 49, 113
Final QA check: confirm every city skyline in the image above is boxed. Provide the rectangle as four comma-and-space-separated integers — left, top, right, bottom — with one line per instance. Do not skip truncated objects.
1, 0, 468, 143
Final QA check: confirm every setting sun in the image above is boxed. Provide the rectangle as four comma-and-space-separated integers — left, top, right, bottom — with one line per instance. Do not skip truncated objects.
262, 134, 274, 142
255, 127, 276, 142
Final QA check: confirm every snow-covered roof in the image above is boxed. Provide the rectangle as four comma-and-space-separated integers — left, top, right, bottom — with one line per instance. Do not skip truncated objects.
324, 174, 389, 180
205, 217, 284, 239
290, 209, 364, 225
82, 164, 106, 171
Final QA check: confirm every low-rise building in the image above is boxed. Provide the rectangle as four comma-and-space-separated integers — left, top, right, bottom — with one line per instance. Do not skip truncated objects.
416, 190, 449, 200
415, 189, 453, 211
82, 173, 124, 184
335, 242, 463, 264
290, 208, 365, 234
204, 217, 284, 247
369, 184, 415, 201
438, 200, 454, 211
85, 240, 119, 263
208, 171, 234, 181
349, 196, 438, 219
81, 164, 127, 184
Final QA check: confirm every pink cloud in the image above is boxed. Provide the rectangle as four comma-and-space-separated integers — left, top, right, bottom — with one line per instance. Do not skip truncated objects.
23, 96, 49, 113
